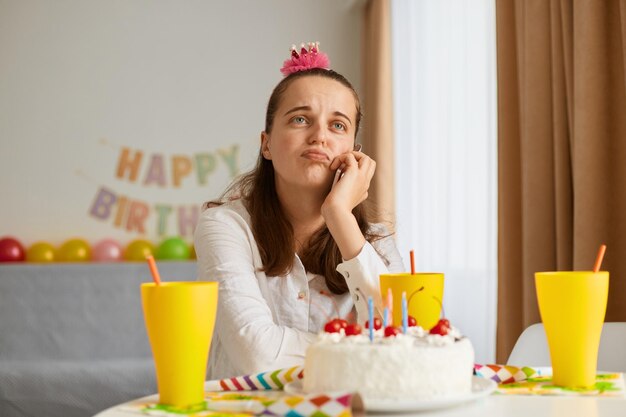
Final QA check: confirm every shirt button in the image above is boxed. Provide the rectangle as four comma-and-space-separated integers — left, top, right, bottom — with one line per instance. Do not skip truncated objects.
297, 291, 306, 299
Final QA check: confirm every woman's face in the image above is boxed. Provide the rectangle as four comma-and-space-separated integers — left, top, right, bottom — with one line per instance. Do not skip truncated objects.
261, 76, 357, 193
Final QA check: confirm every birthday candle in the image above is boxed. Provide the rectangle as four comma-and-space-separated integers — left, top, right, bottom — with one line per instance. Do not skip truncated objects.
402, 291, 408, 334
383, 307, 388, 328
387, 288, 393, 325
368, 297, 374, 342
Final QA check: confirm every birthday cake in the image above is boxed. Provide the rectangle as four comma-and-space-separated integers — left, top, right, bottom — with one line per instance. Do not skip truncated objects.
303, 318, 475, 401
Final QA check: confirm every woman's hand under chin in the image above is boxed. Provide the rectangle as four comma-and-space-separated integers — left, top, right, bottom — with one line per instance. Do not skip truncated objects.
320, 150, 375, 260
321, 150, 375, 216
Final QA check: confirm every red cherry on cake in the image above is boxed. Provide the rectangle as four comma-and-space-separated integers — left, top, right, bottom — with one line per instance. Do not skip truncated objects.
324, 318, 349, 333
408, 315, 417, 327
364, 317, 383, 330
345, 323, 362, 336
335, 319, 348, 330
324, 320, 342, 333
429, 319, 451, 336
384, 326, 401, 337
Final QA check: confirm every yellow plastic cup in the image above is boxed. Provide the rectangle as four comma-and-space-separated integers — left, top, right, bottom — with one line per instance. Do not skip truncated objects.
379, 273, 444, 330
535, 271, 609, 388
141, 282, 218, 407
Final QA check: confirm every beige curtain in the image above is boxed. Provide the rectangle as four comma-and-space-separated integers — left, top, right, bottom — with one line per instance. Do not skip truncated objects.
497, 0, 626, 363
362, 0, 395, 226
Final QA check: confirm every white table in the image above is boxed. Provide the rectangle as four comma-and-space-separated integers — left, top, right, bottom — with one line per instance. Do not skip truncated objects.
94, 392, 626, 417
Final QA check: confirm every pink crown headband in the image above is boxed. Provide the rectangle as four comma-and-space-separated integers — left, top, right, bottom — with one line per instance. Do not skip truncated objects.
280, 41, 330, 76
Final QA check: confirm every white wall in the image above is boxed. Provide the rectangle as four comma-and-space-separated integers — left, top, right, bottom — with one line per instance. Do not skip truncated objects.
0, 0, 362, 245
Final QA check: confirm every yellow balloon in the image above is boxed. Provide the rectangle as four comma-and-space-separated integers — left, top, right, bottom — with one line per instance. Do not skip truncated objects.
26, 242, 56, 263
57, 238, 91, 262
125, 239, 154, 261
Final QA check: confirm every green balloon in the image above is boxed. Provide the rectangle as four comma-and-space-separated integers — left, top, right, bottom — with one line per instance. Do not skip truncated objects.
156, 237, 191, 260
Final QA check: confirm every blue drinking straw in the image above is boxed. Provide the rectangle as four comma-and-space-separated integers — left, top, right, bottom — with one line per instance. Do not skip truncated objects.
402, 291, 408, 334
368, 297, 374, 342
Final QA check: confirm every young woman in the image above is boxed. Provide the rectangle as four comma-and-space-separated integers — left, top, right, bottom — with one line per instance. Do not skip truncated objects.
194, 43, 404, 378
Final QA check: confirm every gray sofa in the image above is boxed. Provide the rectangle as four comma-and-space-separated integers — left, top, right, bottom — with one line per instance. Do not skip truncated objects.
0, 261, 198, 417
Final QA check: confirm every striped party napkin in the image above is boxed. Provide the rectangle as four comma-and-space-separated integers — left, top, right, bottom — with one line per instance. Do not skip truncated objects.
474, 364, 551, 383
474, 364, 625, 396
119, 390, 354, 417
204, 366, 304, 391
117, 367, 356, 416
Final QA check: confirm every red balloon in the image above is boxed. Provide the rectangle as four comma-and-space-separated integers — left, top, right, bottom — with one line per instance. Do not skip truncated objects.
0, 236, 26, 262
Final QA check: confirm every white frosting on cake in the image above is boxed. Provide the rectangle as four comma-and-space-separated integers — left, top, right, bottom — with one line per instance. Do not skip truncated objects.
303, 326, 475, 401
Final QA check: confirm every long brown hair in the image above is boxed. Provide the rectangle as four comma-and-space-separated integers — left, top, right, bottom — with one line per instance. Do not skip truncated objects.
214, 68, 388, 294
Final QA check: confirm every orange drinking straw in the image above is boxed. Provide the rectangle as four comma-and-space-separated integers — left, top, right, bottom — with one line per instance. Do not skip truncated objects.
410, 250, 415, 275
593, 244, 607, 273
146, 255, 162, 285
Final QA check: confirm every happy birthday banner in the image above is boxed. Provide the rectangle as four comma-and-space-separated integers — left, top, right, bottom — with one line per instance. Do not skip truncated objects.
88, 144, 240, 238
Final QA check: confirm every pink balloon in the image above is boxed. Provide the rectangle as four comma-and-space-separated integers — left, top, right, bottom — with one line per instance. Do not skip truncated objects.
92, 238, 123, 262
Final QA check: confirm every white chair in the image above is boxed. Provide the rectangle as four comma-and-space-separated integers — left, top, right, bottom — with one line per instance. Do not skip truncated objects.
507, 322, 626, 372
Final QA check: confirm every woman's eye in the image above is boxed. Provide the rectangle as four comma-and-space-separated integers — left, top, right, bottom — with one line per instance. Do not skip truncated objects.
333, 122, 346, 131
292, 116, 307, 124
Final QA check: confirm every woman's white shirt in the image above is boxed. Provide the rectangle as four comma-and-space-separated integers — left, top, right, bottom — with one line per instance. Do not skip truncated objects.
194, 199, 404, 379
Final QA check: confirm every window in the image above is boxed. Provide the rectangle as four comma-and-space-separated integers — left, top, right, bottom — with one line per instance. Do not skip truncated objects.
391, 0, 497, 363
